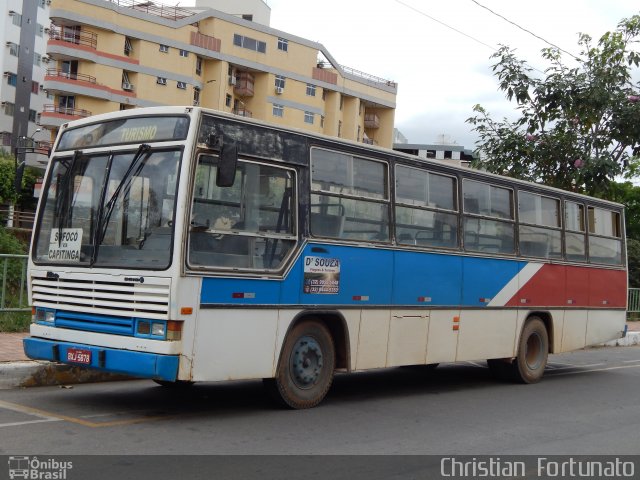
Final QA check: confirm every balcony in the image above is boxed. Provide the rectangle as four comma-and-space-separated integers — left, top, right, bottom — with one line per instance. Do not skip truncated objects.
234, 72, 254, 97
40, 104, 92, 128
233, 108, 252, 118
364, 113, 380, 129
48, 28, 97, 50
46, 69, 97, 85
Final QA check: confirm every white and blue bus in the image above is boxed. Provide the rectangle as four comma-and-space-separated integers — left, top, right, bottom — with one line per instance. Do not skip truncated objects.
24, 106, 627, 408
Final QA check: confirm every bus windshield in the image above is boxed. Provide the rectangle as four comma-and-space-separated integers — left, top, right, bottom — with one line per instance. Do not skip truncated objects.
33, 147, 181, 269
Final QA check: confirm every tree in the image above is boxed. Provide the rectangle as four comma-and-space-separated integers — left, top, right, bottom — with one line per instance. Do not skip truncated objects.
467, 15, 640, 197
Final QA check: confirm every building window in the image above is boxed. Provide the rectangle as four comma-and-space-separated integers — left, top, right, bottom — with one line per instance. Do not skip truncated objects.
159, 44, 169, 53
177, 81, 186, 89
3, 103, 15, 116
306, 84, 316, 97
31, 81, 39, 94
1, 132, 12, 146
195, 56, 202, 76
242, 14, 253, 21
33, 53, 42, 67
179, 49, 188, 58
233, 34, 266, 53
272, 104, 284, 117
277, 37, 288, 52
193, 87, 200, 106
156, 77, 167, 85
8, 43, 19, 57
12, 14, 22, 27
29, 109, 37, 123
6, 73, 17, 87
275, 75, 286, 90
225, 94, 232, 108
124, 37, 133, 56
304, 111, 314, 124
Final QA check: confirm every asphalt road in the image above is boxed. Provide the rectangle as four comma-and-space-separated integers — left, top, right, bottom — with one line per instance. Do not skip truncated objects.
0, 346, 639, 458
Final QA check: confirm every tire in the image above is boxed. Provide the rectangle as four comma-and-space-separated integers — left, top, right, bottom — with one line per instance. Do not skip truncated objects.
266, 319, 335, 409
512, 317, 549, 384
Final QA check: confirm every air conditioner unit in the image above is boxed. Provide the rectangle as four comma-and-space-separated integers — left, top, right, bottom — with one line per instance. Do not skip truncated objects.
275, 86, 283, 95
228, 76, 236, 86
122, 82, 134, 91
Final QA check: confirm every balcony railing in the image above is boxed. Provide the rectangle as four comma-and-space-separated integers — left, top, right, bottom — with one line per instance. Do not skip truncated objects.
316, 61, 396, 88
49, 28, 98, 50
46, 69, 97, 84
42, 105, 92, 118
234, 72, 254, 97
364, 113, 380, 129
233, 108, 252, 118
108, 0, 196, 20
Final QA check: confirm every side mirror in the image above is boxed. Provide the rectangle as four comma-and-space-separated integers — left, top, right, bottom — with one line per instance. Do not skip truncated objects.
216, 142, 238, 187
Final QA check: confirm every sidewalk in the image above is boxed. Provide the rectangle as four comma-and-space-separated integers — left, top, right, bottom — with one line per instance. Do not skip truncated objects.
0, 332, 129, 389
1, 324, 639, 389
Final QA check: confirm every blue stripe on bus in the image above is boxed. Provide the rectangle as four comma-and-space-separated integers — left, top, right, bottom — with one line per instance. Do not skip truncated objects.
200, 243, 527, 307
23, 337, 179, 381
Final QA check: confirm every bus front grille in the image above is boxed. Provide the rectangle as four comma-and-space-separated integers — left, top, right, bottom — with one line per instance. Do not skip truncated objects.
31, 273, 171, 321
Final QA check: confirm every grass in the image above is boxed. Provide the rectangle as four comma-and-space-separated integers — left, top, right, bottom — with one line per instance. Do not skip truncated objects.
0, 310, 31, 332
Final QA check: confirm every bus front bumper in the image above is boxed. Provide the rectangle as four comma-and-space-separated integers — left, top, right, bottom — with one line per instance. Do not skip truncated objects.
23, 337, 179, 382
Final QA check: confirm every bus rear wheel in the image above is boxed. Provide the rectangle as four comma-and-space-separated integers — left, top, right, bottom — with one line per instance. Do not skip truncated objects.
513, 317, 548, 383
265, 319, 335, 409
489, 317, 549, 383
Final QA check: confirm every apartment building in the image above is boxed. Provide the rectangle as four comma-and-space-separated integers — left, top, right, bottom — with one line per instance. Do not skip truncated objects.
1, 0, 52, 165
42, 0, 398, 147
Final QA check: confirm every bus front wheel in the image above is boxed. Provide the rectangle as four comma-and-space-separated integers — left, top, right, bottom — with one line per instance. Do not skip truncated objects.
265, 319, 335, 409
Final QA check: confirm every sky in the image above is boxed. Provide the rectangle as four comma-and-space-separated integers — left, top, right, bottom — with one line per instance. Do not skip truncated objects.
167, 0, 639, 148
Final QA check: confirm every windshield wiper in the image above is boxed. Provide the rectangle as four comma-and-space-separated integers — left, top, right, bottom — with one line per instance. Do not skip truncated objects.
95, 144, 151, 248
54, 150, 83, 247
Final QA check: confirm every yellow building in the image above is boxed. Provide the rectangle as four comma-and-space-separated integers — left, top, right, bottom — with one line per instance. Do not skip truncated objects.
42, 0, 398, 147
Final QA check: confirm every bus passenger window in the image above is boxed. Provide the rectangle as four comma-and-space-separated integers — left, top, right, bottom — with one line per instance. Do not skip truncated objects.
310, 148, 389, 242
188, 156, 297, 271
462, 179, 514, 254
517, 191, 561, 259
564, 201, 586, 262
395, 165, 458, 249
588, 207, 622, 265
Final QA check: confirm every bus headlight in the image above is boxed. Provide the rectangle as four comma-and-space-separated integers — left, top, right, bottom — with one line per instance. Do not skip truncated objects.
33, 308, 55, 324
151, 322, 165, 337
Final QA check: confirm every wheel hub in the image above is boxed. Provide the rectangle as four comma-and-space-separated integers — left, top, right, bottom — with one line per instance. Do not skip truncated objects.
290, 336, 324, 389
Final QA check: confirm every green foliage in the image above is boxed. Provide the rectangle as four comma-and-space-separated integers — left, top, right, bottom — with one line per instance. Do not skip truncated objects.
608, 182, 640, 239
627, 238, 640, 288
467, 15, 640, 197
0, 156, 17, 204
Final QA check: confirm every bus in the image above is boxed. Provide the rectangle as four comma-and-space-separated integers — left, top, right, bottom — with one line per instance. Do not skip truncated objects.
23, 106, 627, 408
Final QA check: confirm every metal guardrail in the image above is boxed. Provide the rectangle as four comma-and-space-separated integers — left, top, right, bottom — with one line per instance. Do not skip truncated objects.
0, 254, 29, 312
629, 288, 640, 313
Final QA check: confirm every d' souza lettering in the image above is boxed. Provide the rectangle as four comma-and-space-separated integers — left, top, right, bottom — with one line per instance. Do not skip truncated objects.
305, 257, 339, 268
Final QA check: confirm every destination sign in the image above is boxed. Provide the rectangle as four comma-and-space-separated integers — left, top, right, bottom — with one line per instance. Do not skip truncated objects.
57, 115, 189, 150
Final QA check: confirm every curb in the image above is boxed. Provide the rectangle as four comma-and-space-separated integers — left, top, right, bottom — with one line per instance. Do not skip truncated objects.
0, 361, 131, 390
603, 331, 640, 347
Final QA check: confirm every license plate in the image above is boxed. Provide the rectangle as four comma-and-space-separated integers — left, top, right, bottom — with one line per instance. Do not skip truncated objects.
66, 347, 91, 365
